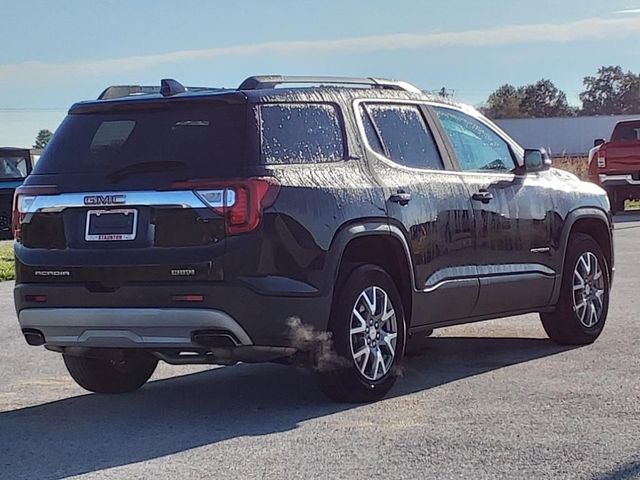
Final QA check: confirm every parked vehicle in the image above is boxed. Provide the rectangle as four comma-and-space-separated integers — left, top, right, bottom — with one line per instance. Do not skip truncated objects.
0, 147, 32, 238
589, 119, 640, 213
14, 76, 614, 402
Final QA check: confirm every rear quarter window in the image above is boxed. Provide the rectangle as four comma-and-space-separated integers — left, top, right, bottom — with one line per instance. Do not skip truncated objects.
260, 103, 345, 164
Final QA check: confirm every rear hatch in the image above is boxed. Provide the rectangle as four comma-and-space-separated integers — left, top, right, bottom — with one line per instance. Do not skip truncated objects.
14, 93, 270, 284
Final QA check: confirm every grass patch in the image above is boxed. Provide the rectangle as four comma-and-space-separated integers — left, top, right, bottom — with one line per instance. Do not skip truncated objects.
553, 156, 589, 180
0, 242, 15, 281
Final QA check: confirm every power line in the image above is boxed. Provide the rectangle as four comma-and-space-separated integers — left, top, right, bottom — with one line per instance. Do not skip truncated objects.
0, 108, 68, 112
427, 87, 456, 99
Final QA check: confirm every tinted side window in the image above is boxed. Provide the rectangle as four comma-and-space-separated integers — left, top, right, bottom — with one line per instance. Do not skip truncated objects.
365, 104, 443, 170
260, 103, 344, 164
434, 107, 515, 172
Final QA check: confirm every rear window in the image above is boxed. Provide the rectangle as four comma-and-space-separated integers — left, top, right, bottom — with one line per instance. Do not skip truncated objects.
612, 121, 640, 142
34, 104, 247, 179
260, 103, 344, 164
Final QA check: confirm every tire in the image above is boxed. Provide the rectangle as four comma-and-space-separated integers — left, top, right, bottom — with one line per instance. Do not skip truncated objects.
540, 233, 610, 345
63, 350, 158, 394
316, 264, 406, 403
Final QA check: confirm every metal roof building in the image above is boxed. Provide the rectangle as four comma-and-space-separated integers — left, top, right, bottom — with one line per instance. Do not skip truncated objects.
496, 114, 640, 156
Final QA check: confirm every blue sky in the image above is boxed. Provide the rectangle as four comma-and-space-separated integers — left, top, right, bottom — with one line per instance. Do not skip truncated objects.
1, 0, 640, 147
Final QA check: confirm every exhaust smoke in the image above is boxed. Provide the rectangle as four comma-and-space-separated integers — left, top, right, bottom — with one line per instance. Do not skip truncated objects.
286, 317, 349, 371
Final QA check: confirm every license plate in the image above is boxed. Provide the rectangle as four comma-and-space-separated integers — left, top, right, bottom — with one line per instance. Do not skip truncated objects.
85, 209, 138, 241
623, 199, 640, 211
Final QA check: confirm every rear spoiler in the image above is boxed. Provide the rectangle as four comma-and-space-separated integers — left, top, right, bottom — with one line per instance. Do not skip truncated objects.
98, 79, 227, 100
98, 85, 160, 100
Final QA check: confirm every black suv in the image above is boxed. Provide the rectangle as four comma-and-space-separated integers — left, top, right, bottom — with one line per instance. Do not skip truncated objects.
13, 76, 614, 402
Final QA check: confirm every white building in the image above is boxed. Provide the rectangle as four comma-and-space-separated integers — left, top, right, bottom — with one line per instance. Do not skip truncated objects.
496, 115, 640, 156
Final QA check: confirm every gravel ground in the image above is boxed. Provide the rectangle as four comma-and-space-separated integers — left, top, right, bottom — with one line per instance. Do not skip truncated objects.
0, 215, 639, 480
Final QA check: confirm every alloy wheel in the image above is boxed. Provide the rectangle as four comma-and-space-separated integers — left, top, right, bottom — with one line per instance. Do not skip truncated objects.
349, 286, 398, 381
572, 251, 606, 328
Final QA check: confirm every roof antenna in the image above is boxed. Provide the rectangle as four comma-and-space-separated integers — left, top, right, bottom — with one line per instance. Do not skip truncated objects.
160, 78, 186, 97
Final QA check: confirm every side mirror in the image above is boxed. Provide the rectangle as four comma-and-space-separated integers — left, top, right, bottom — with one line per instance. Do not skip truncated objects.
594, 138, 606, 148
524, 148, 552, 173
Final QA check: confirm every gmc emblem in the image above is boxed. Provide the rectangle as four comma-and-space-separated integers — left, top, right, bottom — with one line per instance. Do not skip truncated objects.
84, 194, 126, 206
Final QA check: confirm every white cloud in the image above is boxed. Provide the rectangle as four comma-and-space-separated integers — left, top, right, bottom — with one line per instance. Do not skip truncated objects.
614, 8, 640, 14
1, 16, 640, 84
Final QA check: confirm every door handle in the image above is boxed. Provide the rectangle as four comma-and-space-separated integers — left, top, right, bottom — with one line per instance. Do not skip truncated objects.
389, 191, 411, 206
471, 190, 494, 204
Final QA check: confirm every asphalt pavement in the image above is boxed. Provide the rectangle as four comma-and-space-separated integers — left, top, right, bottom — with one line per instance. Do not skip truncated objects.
1, 215, 639, 480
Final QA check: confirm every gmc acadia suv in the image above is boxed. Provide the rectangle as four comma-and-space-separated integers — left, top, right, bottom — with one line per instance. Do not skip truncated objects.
13, 76, 614, 402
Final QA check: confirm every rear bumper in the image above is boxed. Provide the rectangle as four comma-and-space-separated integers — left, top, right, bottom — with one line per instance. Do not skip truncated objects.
14, 282, 331, 348
598, 175, 640, 211
598, 174, 640, 186
18, 307, 252, 349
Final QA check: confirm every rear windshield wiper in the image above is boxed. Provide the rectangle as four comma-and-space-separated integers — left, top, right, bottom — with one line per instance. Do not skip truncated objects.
107, 161, 186, 183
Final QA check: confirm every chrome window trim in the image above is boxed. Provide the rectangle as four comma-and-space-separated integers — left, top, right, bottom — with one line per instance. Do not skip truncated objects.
352, 98, 523, 177
352, 98, 449, 174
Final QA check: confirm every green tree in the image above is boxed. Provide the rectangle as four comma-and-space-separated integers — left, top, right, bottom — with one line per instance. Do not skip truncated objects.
33, 129, 53, 149
579, 66, 640, 115
520, 79, 573, 118
480, 84, 525, 119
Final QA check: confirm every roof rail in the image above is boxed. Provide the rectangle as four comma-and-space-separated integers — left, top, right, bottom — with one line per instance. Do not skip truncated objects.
238, 75, 422, 94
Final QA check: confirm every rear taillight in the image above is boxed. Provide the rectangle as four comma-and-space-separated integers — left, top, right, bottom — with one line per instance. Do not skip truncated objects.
596, 151, 606, 169
12, 185, 58, 241
171, 178, 280, 235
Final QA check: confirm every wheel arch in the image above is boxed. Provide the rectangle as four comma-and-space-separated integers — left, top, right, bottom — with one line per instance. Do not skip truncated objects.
327, 222, 416, 325
551, 207, 614, 305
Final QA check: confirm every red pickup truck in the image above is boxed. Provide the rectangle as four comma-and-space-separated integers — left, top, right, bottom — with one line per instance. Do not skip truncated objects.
589, 119, 640, 213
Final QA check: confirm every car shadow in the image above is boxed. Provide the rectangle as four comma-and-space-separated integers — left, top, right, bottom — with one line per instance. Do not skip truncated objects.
1, 336, 576, 480
591, 459, 640, 480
